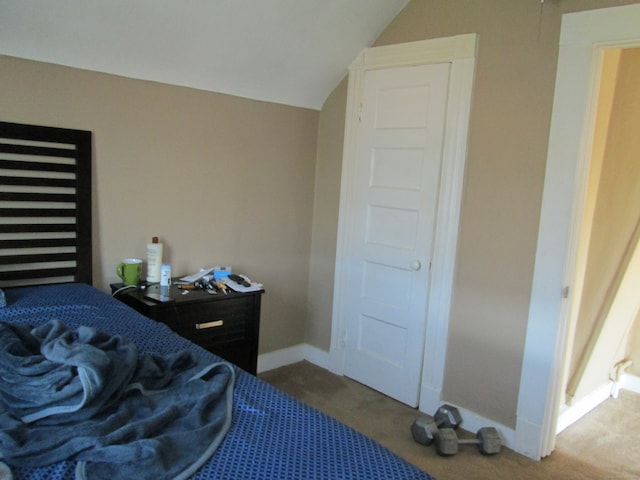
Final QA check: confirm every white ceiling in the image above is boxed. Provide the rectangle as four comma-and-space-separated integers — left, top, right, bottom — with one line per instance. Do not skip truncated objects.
0, 0, 409, 110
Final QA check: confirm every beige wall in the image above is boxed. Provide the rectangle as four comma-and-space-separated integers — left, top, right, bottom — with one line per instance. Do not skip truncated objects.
305, 78, 347, 348
308, 0, 640, 428
630, 312, 640, 376
0, 55, 319, 355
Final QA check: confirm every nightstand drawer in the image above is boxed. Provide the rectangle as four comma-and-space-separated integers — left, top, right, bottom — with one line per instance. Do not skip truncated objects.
164, 297, 255, 346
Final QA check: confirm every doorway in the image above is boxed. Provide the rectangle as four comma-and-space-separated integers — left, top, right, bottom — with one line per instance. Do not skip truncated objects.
329, 34, 477, 412
516, 4, 640, 460
559, 46, 640, 421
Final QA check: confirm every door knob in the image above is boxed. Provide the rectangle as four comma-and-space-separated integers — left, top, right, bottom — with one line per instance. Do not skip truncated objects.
410, 260, 422, 271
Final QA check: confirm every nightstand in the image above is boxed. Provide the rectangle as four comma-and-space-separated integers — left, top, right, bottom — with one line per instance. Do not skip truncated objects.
111, 282, 263, 374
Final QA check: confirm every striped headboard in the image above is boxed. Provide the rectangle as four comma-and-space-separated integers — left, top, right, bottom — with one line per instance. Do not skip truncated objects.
0, 121, 92, 287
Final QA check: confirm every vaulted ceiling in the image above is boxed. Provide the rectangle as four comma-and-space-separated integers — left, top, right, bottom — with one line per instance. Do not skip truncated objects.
0, 0, 409, 109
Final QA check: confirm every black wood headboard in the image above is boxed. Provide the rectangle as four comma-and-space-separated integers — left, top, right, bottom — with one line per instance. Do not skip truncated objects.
0, 121, 92, 287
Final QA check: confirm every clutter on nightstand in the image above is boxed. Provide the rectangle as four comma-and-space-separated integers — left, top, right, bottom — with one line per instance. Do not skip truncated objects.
178, 267, 263, 293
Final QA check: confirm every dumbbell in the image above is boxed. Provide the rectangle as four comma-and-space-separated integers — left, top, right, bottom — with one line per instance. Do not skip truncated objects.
410, 404, 462, 446
434, 427, 501, 456
433, 404, 463, 429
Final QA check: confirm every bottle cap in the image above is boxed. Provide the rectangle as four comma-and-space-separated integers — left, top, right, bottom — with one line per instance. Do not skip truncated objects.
152, 237, 158, 243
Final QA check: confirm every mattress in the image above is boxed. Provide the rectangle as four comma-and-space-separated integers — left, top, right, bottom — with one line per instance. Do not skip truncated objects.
0, 283, 435, 480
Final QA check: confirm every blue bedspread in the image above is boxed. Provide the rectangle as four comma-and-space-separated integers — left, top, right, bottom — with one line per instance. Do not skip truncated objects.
0, 284, 436, 480
0, 319, 235, 480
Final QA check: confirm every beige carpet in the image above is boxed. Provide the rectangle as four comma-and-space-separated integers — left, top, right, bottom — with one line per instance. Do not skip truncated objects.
260, 361, 640, 480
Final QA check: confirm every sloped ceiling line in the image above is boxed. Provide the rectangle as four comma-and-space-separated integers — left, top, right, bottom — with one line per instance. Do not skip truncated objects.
0, 0, 409, 110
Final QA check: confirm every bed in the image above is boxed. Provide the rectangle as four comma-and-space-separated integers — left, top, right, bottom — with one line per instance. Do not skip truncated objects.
0, 121, 436, 480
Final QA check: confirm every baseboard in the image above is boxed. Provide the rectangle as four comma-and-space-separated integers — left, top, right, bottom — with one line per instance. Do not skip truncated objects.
418, 383, 442, 415
556, 382, 611, 434
556, 373, 640, 434
621, 373, 640, 394
514, 416, 543, 461
257, 343, 330, 374
303, 344, 331, 370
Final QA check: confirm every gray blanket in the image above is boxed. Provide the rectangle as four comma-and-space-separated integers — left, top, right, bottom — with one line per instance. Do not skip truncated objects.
0, 320, 235, 480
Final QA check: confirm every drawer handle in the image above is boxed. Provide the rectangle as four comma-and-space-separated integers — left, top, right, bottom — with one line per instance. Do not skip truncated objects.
195, 320, 224, 330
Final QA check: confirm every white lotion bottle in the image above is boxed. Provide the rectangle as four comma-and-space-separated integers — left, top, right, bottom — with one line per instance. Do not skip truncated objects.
146, 236, 163, 283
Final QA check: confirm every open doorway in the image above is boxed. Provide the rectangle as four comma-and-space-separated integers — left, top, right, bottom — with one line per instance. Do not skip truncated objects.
556, 46, 640, 431
516, 4, 640, 461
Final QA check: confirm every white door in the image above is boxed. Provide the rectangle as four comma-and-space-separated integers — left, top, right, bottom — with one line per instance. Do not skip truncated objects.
343, 63, 450, 406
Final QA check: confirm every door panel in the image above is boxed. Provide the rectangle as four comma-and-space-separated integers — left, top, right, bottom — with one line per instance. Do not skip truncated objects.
343, 62, 450, 406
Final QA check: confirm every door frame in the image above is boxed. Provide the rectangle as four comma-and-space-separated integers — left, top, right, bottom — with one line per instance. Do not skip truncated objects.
329, 34, 478, 414
516, 4, 640, 460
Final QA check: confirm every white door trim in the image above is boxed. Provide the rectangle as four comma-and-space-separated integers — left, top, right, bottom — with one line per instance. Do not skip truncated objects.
329, 34, 477, 415
516, 4, 640, 460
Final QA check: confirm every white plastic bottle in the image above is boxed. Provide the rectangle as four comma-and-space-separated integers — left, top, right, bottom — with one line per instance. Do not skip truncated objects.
160, 263, 171, 296
146, 236, 163, 283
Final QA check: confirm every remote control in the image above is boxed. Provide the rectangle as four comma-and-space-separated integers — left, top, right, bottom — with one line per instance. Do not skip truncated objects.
228, 274, 251, 287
